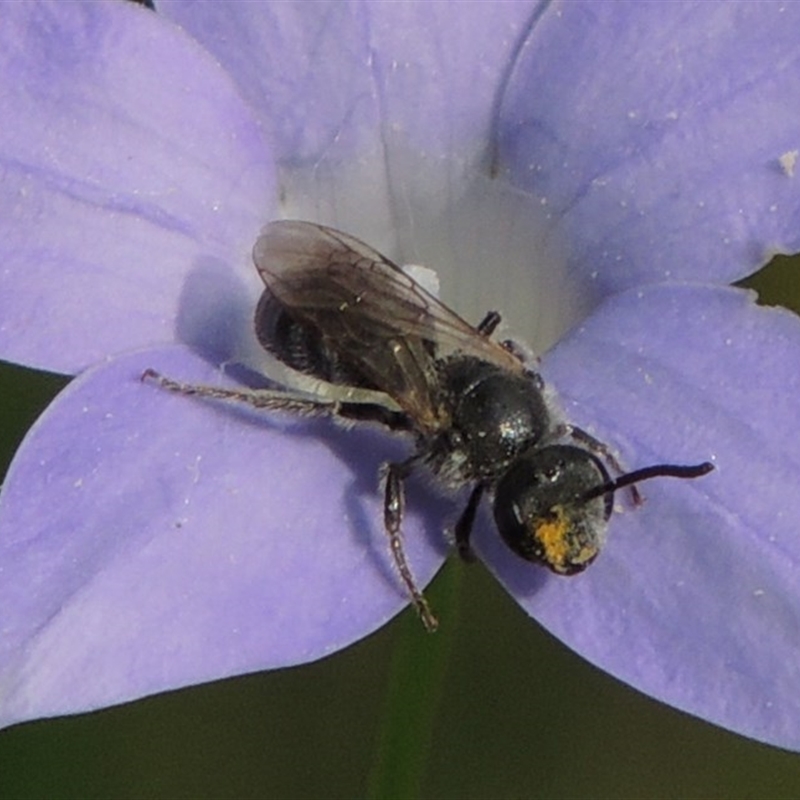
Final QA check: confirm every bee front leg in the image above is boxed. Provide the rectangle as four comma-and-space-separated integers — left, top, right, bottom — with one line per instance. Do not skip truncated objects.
383, 460, 439, 633
565, 425, 643, 506
453, 482, 485, 563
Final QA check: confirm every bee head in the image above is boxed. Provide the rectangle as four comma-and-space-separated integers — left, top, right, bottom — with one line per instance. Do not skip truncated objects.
493, 444, 714, 573
493, 445, 612, 573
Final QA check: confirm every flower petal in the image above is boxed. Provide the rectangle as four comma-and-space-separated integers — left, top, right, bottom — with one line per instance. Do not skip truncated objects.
0, 2, 275, 374
480, 283, 800, 748
161, 0, 536, 165
0, 345, 446, 728
159, 1, 540, 252
498, 3, 800, 295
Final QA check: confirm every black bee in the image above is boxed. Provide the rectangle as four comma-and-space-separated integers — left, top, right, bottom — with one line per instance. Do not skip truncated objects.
145, 220, 713, 632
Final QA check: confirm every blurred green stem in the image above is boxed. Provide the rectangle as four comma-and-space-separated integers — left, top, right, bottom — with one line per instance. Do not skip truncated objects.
366, 560, 463, 800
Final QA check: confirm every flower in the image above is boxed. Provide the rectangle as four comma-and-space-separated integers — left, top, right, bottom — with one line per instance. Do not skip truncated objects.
2, 0, 800, 752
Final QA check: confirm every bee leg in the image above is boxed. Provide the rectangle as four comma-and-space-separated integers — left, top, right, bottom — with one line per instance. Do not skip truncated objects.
383, 460, 439, 633
565, 425, 643, 506
337, 403, 412, 432
523, 368, 545, 390
476, 312, 538, 367
454, 482, 485, 563
141, 369, 336, 416
477, 310, 502, 337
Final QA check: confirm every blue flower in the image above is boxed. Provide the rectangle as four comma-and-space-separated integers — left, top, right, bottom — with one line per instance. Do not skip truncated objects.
1, 1, 799, 751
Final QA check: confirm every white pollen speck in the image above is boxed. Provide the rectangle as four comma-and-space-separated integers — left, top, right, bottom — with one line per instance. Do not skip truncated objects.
779, 150, 798, 177
402, 264, 440, 297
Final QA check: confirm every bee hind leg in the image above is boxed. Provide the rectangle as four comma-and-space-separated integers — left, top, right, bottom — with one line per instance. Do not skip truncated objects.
141, 368, 337, 416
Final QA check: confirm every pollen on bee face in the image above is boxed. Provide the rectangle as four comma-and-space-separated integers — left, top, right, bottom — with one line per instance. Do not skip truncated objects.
533, 506, 573, 569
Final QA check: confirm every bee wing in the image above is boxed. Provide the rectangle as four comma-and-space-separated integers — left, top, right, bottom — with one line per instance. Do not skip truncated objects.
253, 220, 523, 428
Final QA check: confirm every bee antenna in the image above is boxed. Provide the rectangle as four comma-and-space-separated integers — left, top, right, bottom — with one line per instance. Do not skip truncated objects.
581, 461, 714, 504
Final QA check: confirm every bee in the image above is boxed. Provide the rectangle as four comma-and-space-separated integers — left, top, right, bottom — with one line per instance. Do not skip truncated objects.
144, 220, 713, 632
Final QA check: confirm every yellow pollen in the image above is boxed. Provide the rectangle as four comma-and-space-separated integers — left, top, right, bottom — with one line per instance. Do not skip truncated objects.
534, 506, 572, 567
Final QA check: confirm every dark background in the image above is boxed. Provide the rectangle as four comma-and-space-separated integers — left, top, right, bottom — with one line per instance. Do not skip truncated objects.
1, 258, 800, 799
